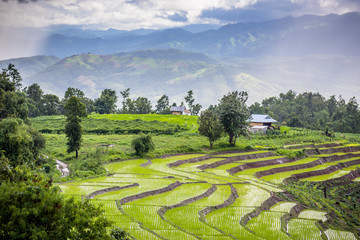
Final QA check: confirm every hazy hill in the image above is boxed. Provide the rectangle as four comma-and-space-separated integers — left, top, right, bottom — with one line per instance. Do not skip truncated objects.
18, 50, 279, 106
1, 49, 355, 108
0, 55, 60, 78
39, 12, 360, 58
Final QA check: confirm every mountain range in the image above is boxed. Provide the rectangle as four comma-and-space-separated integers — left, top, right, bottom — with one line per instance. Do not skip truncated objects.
0, 13, 359, 107
38, 12, 360, 58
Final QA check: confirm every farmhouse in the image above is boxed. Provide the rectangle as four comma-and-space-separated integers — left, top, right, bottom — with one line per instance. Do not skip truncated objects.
170, 106, 191, 115
248, 114, 277, 134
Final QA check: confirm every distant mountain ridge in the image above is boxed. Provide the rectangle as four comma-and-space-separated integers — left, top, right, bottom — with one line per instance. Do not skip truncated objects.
1, 50, 359, 107
38, 12, 360, 58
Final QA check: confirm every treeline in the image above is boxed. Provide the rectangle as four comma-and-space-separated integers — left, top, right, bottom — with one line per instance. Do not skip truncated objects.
249, 90, 360, 133
0, 64, 201, 118
24, 83, 202, 117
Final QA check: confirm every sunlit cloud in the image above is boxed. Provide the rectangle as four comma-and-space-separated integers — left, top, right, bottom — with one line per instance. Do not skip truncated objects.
2, 0, 358, 30
0, 0, 359, 60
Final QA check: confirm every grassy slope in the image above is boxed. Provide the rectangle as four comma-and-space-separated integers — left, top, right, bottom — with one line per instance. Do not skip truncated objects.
30, 114, 198, 134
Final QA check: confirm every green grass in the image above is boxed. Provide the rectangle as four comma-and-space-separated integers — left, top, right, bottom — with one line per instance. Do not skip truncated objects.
31, 115, 188, 135
206, 207, 261, 240
287, 219, 322, 240
247, 211, 292, 240
298, 210, 327, 221
261, 156, 360, 184
325, 229, 357, 240
270, 201, 297, 212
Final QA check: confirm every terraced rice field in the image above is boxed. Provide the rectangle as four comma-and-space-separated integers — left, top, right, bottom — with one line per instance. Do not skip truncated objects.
57, 144, 360, 239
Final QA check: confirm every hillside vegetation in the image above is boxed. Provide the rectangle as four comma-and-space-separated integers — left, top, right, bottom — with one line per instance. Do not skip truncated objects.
30, 114, 198, 135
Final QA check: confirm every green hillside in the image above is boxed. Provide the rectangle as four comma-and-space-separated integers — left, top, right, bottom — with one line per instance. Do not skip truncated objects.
25, 50, 280, 105
30, 114, 198, 135
0, 55, 59, 78
3, 50, 359, 107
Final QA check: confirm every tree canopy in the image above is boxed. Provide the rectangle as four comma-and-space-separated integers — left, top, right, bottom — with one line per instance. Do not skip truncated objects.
184, 90, 202, 115
0, 118, 45, 167
0, 166, 114, 240
217, 91, 250, 146
64, 96, 87, 158
249, 91, 360, 133
198, 108, 223, 149
95, 89, 117, 114
155, 94, 170, 114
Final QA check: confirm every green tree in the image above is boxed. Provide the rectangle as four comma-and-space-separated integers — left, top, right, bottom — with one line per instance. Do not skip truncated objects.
0, 118, 45, 166
64, 87, 85, 99
217, 91, 250, 146
0, 64, 22, 91
0, 168, 113, 240
191, 103, 202, 116
26, 83, 43, 103
64, 96, 87, 158
120, 88, 130, 113
198, 108, 223, 149
249, 102, 266, 114
62, 87, 94, 114
134, 97, 152, 114
0, 90, 28, 120
0, 65, 28, 120
40, 94, 60, 116
131, 134, 155, 156
155, 94, 170, 114
184, 90, 202, 115
95, 89, 117, 114
25, 83, 43, 117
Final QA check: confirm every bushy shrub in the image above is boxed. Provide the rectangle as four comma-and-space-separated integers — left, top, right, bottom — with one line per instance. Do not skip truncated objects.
110, 227, 131, 240
131, 134, 155, 156
276, 148, 306, 159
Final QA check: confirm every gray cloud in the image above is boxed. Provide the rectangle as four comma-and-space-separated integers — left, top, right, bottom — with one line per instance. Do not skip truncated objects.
167, 11, 188, 22
201, 0, 360, 23
0, 0, 359, 30
2, 0, 38, 3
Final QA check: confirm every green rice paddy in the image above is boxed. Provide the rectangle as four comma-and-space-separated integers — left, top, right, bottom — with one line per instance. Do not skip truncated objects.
57, 145, 359, 239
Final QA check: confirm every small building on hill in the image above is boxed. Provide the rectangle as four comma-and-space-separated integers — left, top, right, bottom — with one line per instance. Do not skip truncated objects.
248, 114, 277, 134
170, 106, 191, 115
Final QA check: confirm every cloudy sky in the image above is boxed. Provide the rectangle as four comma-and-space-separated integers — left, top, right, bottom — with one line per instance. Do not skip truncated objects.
0, 0, 359, 60
1, 0, 360, 30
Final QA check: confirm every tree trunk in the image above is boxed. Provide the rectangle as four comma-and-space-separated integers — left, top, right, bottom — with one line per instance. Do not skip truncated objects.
228, 132, 234, 145
210, 141, 213, 149
76, 149, 78, 159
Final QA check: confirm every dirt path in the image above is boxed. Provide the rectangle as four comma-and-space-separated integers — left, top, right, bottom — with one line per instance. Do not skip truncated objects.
56, 159, 70, 177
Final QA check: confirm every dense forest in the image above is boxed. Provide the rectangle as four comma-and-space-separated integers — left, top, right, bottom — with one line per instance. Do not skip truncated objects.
249, 90, 360, 134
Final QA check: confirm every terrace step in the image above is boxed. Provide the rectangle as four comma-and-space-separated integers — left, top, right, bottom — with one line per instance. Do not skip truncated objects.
255, 153, 360, 178
119, 181, 183, 204
197, 152, 275, 170
167, 155, 211, 168
305, 146, 360, 156
227, 157, 291, 174
285, 143, 343, 150
85, 183, 139, 199
286, 159, 360, 181
158, 185, 217, 215
280, 204, 306, 233
322, 169, 360, 186
240, 193, 283, 227
198, 184, 239, 239
157, 185, 218, 240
